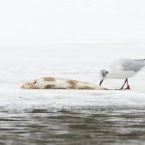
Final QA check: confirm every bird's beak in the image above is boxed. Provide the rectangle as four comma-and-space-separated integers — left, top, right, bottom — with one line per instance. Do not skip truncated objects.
99, 80, 103, 86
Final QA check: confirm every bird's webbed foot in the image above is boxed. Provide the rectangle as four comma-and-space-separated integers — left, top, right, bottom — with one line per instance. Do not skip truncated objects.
124, 85, 130, 90
115, 85, 130, 90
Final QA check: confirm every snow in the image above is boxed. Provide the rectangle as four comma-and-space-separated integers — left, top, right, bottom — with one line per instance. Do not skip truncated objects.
0, 0, 145, 112
0, 44, 145, 112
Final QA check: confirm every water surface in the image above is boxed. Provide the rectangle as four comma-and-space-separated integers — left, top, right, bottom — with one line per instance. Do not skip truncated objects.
0, 109, 145, 145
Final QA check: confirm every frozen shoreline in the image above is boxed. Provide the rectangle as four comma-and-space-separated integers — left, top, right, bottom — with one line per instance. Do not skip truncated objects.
0, 44, 145, 112
0, 88, 145, 112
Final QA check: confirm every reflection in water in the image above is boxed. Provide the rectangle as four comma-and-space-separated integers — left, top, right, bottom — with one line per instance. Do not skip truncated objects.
0, 109, 145, 145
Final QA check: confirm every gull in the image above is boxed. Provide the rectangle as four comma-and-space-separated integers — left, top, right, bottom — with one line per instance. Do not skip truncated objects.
99, 58, 145, 90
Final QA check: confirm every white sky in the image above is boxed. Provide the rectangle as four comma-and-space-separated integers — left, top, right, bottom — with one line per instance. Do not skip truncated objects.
0, 0, 145, 45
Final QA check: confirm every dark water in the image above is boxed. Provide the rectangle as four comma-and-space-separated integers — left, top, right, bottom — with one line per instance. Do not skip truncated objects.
0, 109, 145, 145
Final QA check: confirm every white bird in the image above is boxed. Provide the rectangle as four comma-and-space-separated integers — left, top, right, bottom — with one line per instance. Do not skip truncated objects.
99, 58, 145, 90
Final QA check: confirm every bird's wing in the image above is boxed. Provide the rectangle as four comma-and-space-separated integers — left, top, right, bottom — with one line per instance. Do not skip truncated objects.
118, 59, 145, 72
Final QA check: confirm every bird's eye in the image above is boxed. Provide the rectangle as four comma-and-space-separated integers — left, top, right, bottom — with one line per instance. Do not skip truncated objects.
102, 71, 108, 77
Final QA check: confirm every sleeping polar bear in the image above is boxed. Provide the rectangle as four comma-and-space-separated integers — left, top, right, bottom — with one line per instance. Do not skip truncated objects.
21, 77, 106, 90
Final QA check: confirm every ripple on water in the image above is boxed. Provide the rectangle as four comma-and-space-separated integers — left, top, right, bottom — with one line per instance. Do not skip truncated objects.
0, 109, 144, 145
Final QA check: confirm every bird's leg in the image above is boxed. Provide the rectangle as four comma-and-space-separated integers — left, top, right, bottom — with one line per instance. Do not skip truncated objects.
120, 79, 127, 90
124, 79, 130, 90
